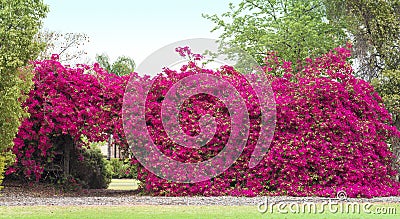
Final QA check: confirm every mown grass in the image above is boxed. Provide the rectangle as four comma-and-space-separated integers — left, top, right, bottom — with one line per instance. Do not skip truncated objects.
0, 204, 398, 219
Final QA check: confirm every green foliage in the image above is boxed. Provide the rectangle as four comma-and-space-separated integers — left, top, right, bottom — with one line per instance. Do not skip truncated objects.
205, 0, 400, 80
0, 0, 48, 191
203, 0, 346, 69
2, 150, 16, 168
372, 69, 400, 127
0, 150, 15, 189
109, 158, 137, 179
0, 155, 4, 190
70, 146, 112, 189
0, 0, 48, 151
95, 53, 135, 76
325, 0, 400, 80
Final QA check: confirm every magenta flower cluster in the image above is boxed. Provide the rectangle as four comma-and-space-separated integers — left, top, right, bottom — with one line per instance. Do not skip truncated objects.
9, 56, 129, 181
9, 45, 400, 198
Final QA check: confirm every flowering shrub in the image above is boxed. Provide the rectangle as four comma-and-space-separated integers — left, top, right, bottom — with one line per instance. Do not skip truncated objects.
127, 45, 400, 197
9, 55, 128, 181
9, 45, 400, 197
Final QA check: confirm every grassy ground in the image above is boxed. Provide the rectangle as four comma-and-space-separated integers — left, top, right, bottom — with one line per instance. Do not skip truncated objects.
1, 179, 398, 218
0, 204, 398, 219
107, 179, 138, 190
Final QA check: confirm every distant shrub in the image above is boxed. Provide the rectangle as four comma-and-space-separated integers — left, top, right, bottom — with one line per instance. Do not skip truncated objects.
109, 158, 137, 179
70, 146, 112, 189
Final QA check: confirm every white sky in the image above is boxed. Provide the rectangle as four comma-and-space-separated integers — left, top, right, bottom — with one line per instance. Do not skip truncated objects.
42, 0, 241, 65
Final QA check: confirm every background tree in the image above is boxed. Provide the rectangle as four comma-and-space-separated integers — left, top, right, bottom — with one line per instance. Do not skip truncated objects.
95, 53, 135, 76
0, 0, 48, 189
35, 30, 90, 65
203, 0, 347, 71
205, 0, 400, 80
324, 0, 400, 81
372, 70, 400, 128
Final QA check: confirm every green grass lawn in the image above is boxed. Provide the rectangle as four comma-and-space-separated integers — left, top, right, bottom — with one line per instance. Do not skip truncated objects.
107, 179, 138, 190
0, 204, 398, 219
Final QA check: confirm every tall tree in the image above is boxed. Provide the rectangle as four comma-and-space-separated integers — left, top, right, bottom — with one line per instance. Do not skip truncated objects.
95, 53, 135, 76
203, 0, 347, 71
35, 30, 90, 64
372, 70, 400, 128
0, 0, 48, 188
325, 0, 400, 81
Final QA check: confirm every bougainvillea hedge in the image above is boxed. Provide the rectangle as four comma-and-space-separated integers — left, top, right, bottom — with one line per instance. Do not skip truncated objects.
10, 46, 400, 197
128, 46, 400, 197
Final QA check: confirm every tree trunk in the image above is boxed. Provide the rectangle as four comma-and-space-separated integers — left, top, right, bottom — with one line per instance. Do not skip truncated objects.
63, 135, 73, 178
392, 118, 400, 181
107, 134, 113, 160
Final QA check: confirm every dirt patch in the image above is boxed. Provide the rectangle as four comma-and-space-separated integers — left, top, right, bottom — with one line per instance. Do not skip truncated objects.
0, 180, 141, 198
